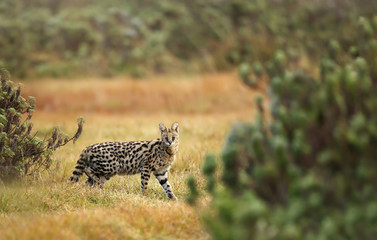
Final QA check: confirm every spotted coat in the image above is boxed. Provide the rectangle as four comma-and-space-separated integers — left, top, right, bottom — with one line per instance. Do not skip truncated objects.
70, 122, 179, 200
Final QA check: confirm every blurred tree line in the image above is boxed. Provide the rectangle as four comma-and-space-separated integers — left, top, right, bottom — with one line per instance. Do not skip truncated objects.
0, 0, 376, 78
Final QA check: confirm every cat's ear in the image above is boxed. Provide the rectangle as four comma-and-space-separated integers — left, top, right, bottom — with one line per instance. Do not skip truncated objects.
159, 123, 167, 133
171, 122, 179, 133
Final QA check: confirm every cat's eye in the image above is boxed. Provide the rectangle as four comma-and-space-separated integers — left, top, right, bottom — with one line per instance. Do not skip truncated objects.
172, 137, 175, 141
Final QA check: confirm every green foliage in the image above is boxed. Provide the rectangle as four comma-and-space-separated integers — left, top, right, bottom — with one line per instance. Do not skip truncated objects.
202, 154, 216, 193
191, 16, 377, 239
1, 0, 377, 78
0, 68, 84, 181
186, 175, 199, 205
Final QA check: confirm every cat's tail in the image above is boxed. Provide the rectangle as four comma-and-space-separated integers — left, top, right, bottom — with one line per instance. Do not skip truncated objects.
69, 152, 87, 182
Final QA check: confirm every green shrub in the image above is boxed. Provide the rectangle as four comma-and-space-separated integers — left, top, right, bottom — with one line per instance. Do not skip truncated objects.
0, 68, 84, 182
190, 16, 377, 240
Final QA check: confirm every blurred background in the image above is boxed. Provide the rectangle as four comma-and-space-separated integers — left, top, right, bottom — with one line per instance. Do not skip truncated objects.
1, 0, 375, 79
1, 0, 375, 115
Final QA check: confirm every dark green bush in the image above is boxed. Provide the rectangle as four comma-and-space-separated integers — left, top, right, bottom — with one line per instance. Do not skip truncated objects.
190, 16, 377, 240
0, 68, 84, 181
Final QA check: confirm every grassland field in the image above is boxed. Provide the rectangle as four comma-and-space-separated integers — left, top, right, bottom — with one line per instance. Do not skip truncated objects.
0, 73, 265, 239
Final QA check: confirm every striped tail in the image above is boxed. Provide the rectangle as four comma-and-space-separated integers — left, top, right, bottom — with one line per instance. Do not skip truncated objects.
69, 152, 87, 182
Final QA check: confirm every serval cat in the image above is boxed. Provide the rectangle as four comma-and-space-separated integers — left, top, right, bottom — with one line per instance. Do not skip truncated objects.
70, 122, 179, 200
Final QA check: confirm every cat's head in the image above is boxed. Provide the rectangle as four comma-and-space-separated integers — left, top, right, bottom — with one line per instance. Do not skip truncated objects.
159, 122, 179, 147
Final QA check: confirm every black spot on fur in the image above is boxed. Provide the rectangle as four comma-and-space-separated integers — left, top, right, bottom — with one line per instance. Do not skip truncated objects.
159, 178, 167, 185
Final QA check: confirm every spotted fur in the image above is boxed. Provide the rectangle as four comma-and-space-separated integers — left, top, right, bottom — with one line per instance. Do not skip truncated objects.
69, 122, 179, 200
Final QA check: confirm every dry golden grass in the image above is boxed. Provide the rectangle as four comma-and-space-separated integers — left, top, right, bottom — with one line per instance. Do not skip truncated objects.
1, 73, 265, 239
21, 72, 265, 114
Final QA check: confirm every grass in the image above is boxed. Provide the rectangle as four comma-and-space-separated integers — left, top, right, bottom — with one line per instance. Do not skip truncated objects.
0, 73, 264, 239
